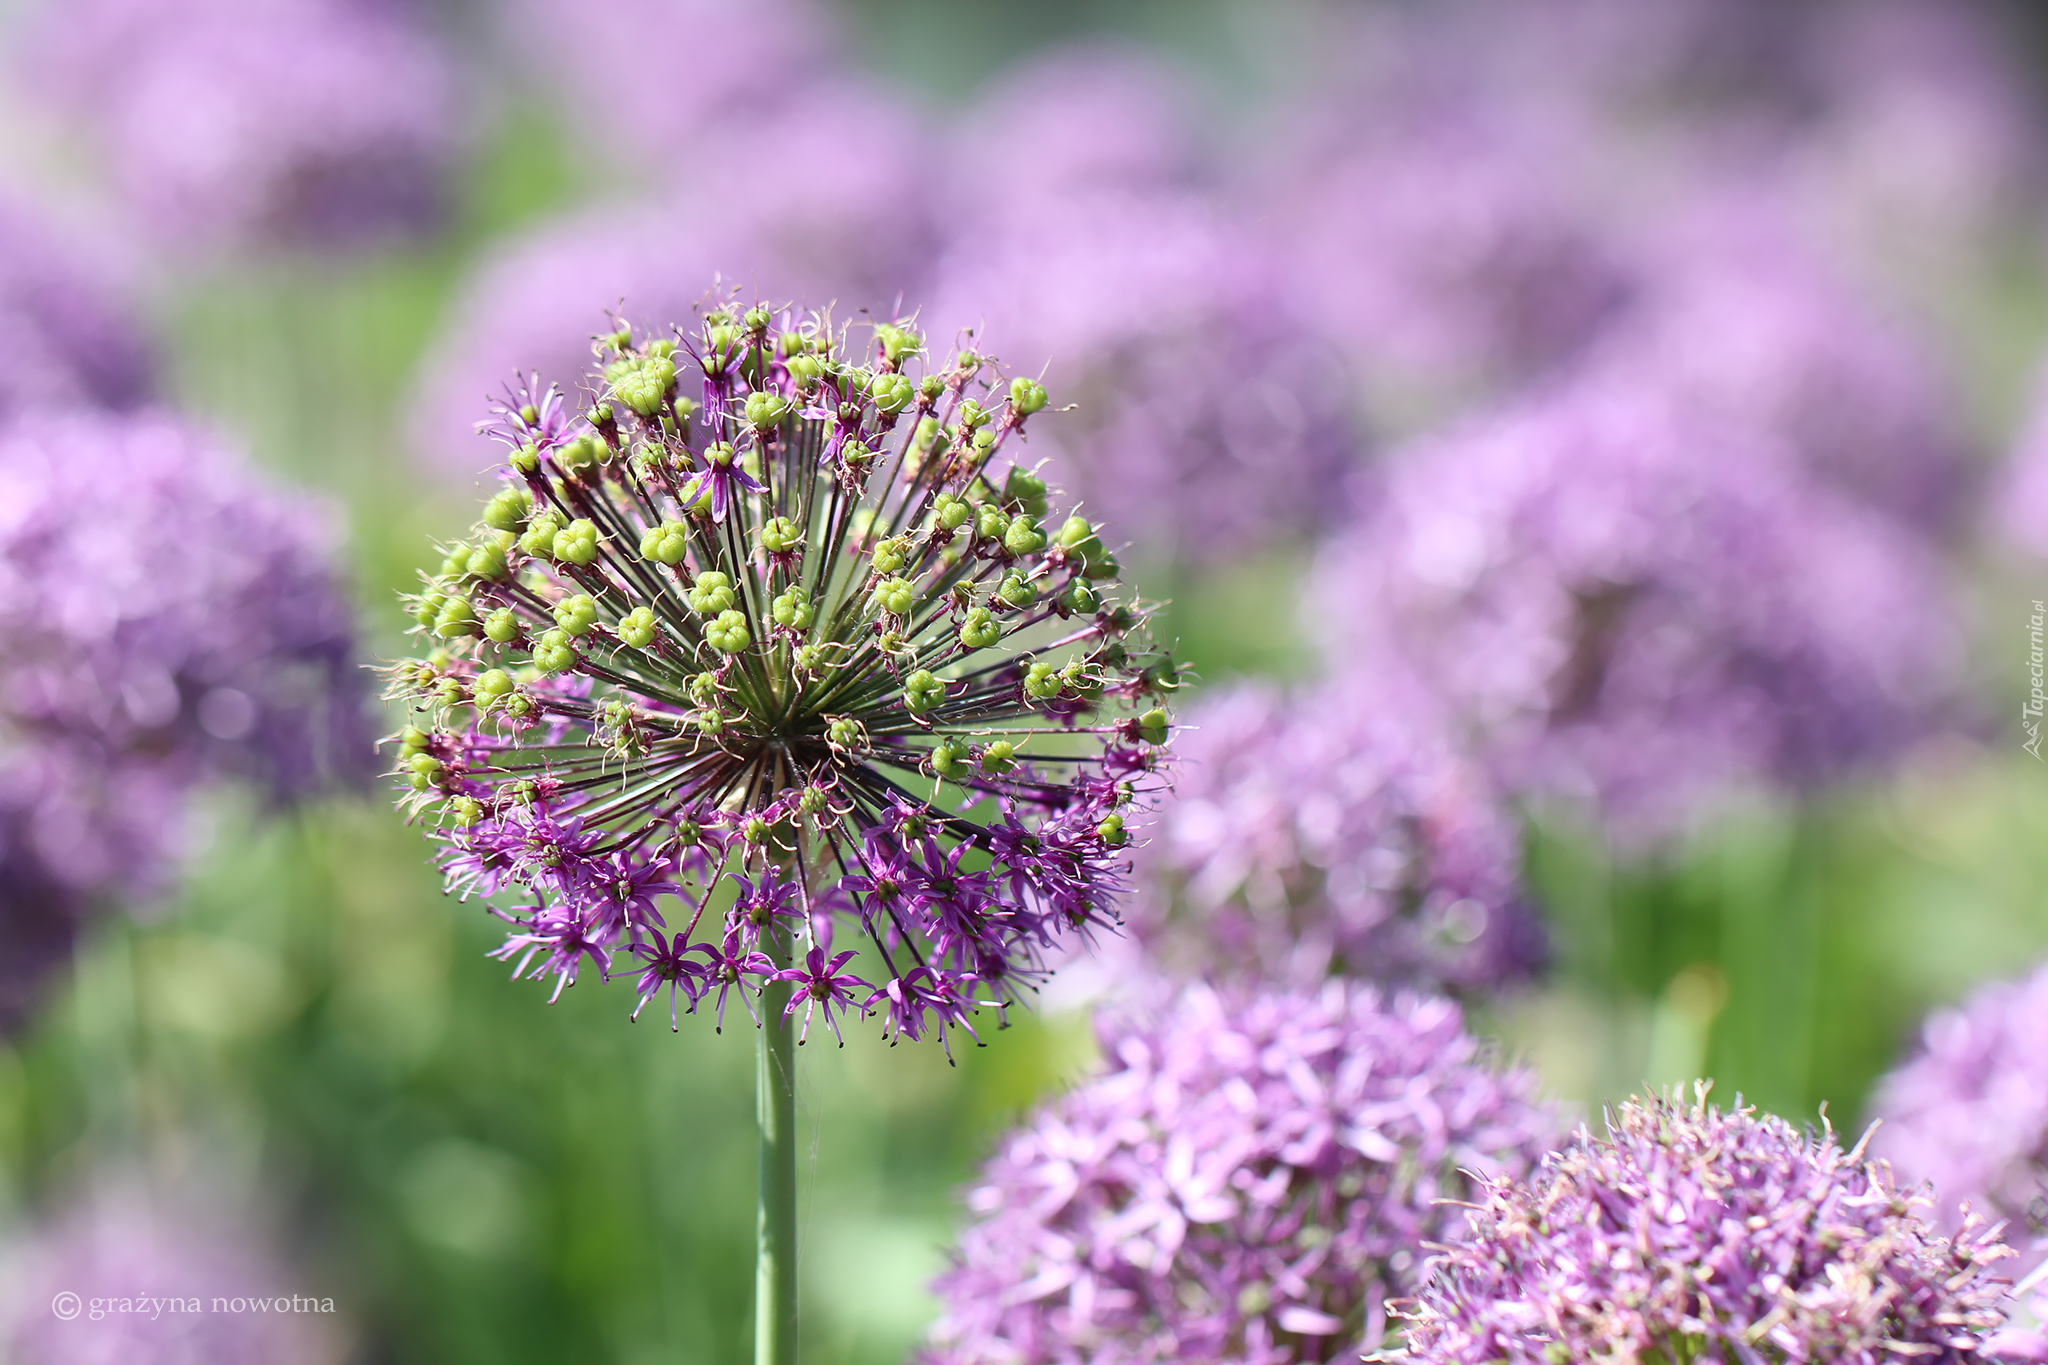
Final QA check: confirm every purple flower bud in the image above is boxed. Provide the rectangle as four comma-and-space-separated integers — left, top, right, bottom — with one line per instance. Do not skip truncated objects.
1395, 1087, 2016, 1365
922, 979, 1565, 1364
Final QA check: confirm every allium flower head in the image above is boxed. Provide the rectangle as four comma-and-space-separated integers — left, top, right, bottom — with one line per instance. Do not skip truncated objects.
1128, 673, 1543, 994
927, 185, 1354, 567
0, 411, 367, 1028
921, 979, 1564, 1364
1307, 376, 1959, 841
0, 194, 153, 422
1872, 961, 2048, 1266
20, 0, 456, 250
1394, 1086, 2017, 1365
389, 296, 1177, 1047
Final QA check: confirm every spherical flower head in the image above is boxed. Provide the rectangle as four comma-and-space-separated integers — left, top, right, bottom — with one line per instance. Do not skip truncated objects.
0, 411, 369, 1025
1395, 1086, 2017, 1365
1306, 376, 1960, 844
1129, 672, 1543, 994
0, 192, 154, 422
0, 1185, 337, 1364
921, 979, 1565, 1365
927, 185, 1355, 567
1872, 960, 2048, 1275
389, 297, 1177, 1049
20, 0, 456, 251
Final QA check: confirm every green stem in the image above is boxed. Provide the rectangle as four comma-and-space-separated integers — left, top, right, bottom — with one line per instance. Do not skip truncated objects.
755, 921, 798, 1365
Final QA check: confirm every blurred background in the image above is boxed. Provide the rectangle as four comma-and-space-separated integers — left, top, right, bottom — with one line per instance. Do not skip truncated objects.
3, 0, 2048, 1360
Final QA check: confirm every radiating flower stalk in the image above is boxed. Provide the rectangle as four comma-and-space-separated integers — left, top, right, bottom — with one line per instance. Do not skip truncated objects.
385, 295, 1177, 1365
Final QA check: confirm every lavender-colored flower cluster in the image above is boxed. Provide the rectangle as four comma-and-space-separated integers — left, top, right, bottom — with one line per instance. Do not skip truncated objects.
928, 57, 1354, 567
0, 195, 153, 423
18, 0, 456, 251
1394, 1088, 2016, 1365
0, 1188, 338, 1365
0, 411, 367, 1027
922, 980, 1563, 1365
1997, 370, 2048, 561
1307, 376, 1959, 839
1127, 674, 1543, 994
1872, 961, 2048, 1262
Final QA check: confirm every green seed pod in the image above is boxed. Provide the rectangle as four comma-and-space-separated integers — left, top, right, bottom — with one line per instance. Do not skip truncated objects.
875, 324, 921, 367
744, 389, 792, 431
1063, 582, 1099, 615
532, 628, 577, 674
828, 717, 865, 751
771, 585, 814, 629
553, 593, 599, 636
483, 607, 522, 643
976, 505, 1010, 542
475, 668, 517, 704
1001, 468, 1048, 518
555, 434, 602, 479
398, 726, 430, 755
1003, 515, 1047, 556
639, 520, 690, 565
869, 536, 910, 576
903, 669, 946, 714
758, 516, 802, 555
688, 571, 735, 615
408, 752, 444, 779
509, 442, 541, 475
553, 518, 600, 566
439, 543, 473, 578
957, 399, 991, 432
1024, 661, 1062, 700
786, 353, 823, 387
706, 609, 751, 653
1009, 376, 1049, 415
612, 354, 678, 417
617, 606, 659, 648
997, 573, 1039, 609
434, 596, 480, 638
519, 512, 563, 559
958, 607, 1001, 650
466, 531, 514, 582
689, 672, 721, 708
1139, 708, 1170, 745
482, 485, 534, 532
930, 741, 970, 780
450, 796, 485, 826
414, 589, 448, 629
695, 709, 724, 736
932, 492, 971, 531
1096, 813, 1127, 847
979, 740, 1017, 775
869, 372, 915, 414
872, 576, 916, 617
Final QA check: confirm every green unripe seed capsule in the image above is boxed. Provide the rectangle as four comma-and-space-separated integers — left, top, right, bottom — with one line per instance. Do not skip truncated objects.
1139, 708, 1170, 744
828, 717, 863, 750
482, 485, 533, 532
532, 628, 577, 674
555, 434, 601, 479
553, 518, 600, 566
980, 741, 1017, 775
688, 571, 735, 615
903, 670, 946, 714
414, 590, 447, 629
399, 726, 430, 755
706, 609, 751, 653
1010, 377, 1049, 415
1002, 468, 1048, 517
1064, 582, 1099, 615
1004, 515, 1047, 556
475, 668, 516, 703
617, 606, 659, 648
519, 513, 563, 558
484, 607, 522, 643
450, 796, 485, 826
959, 607, 1001, 650
1096, 813, 1127, 847
510, 442, 540, 475
612, 355, 677, 417
1024, 661, 1062, 700
434, 596, 480, 638
758, 516, 802, 554
930, 742, 969, 780
744, 390, 792, 431
553, 593, 599, 636
998, 573, 1039, 609
869, 537, 910, 576
689, 672, 720, 707
639, 520, 690, 565
976, 505, 1010, 541
872, 576, 916, 616
695, 710, 724, 736
869, 372, 914, 414
439, 543, 473, 578
408, 752, 444, 779
932, 493, 970, 531
957, 399, 990, 432
771, 586, 814, 629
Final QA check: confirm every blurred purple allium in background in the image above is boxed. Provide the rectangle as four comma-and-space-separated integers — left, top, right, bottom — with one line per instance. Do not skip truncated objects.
0, 1186, 340, 1364
1873, 961, 2048, 1271
411, 83, 935, 476
1127, 673, 1543, 993
1392, 1087, 2015, 1365
1307, 377, 1960, 842
0, 194, 153, 422
18, 0, 456, 251
505, 0, 833, 173
1585, 201, 1973, 533
922, 980, 1563, 1364
927, 51, 1355, 568
0, 411, 368, 1028
1997, 366, 2048, 560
